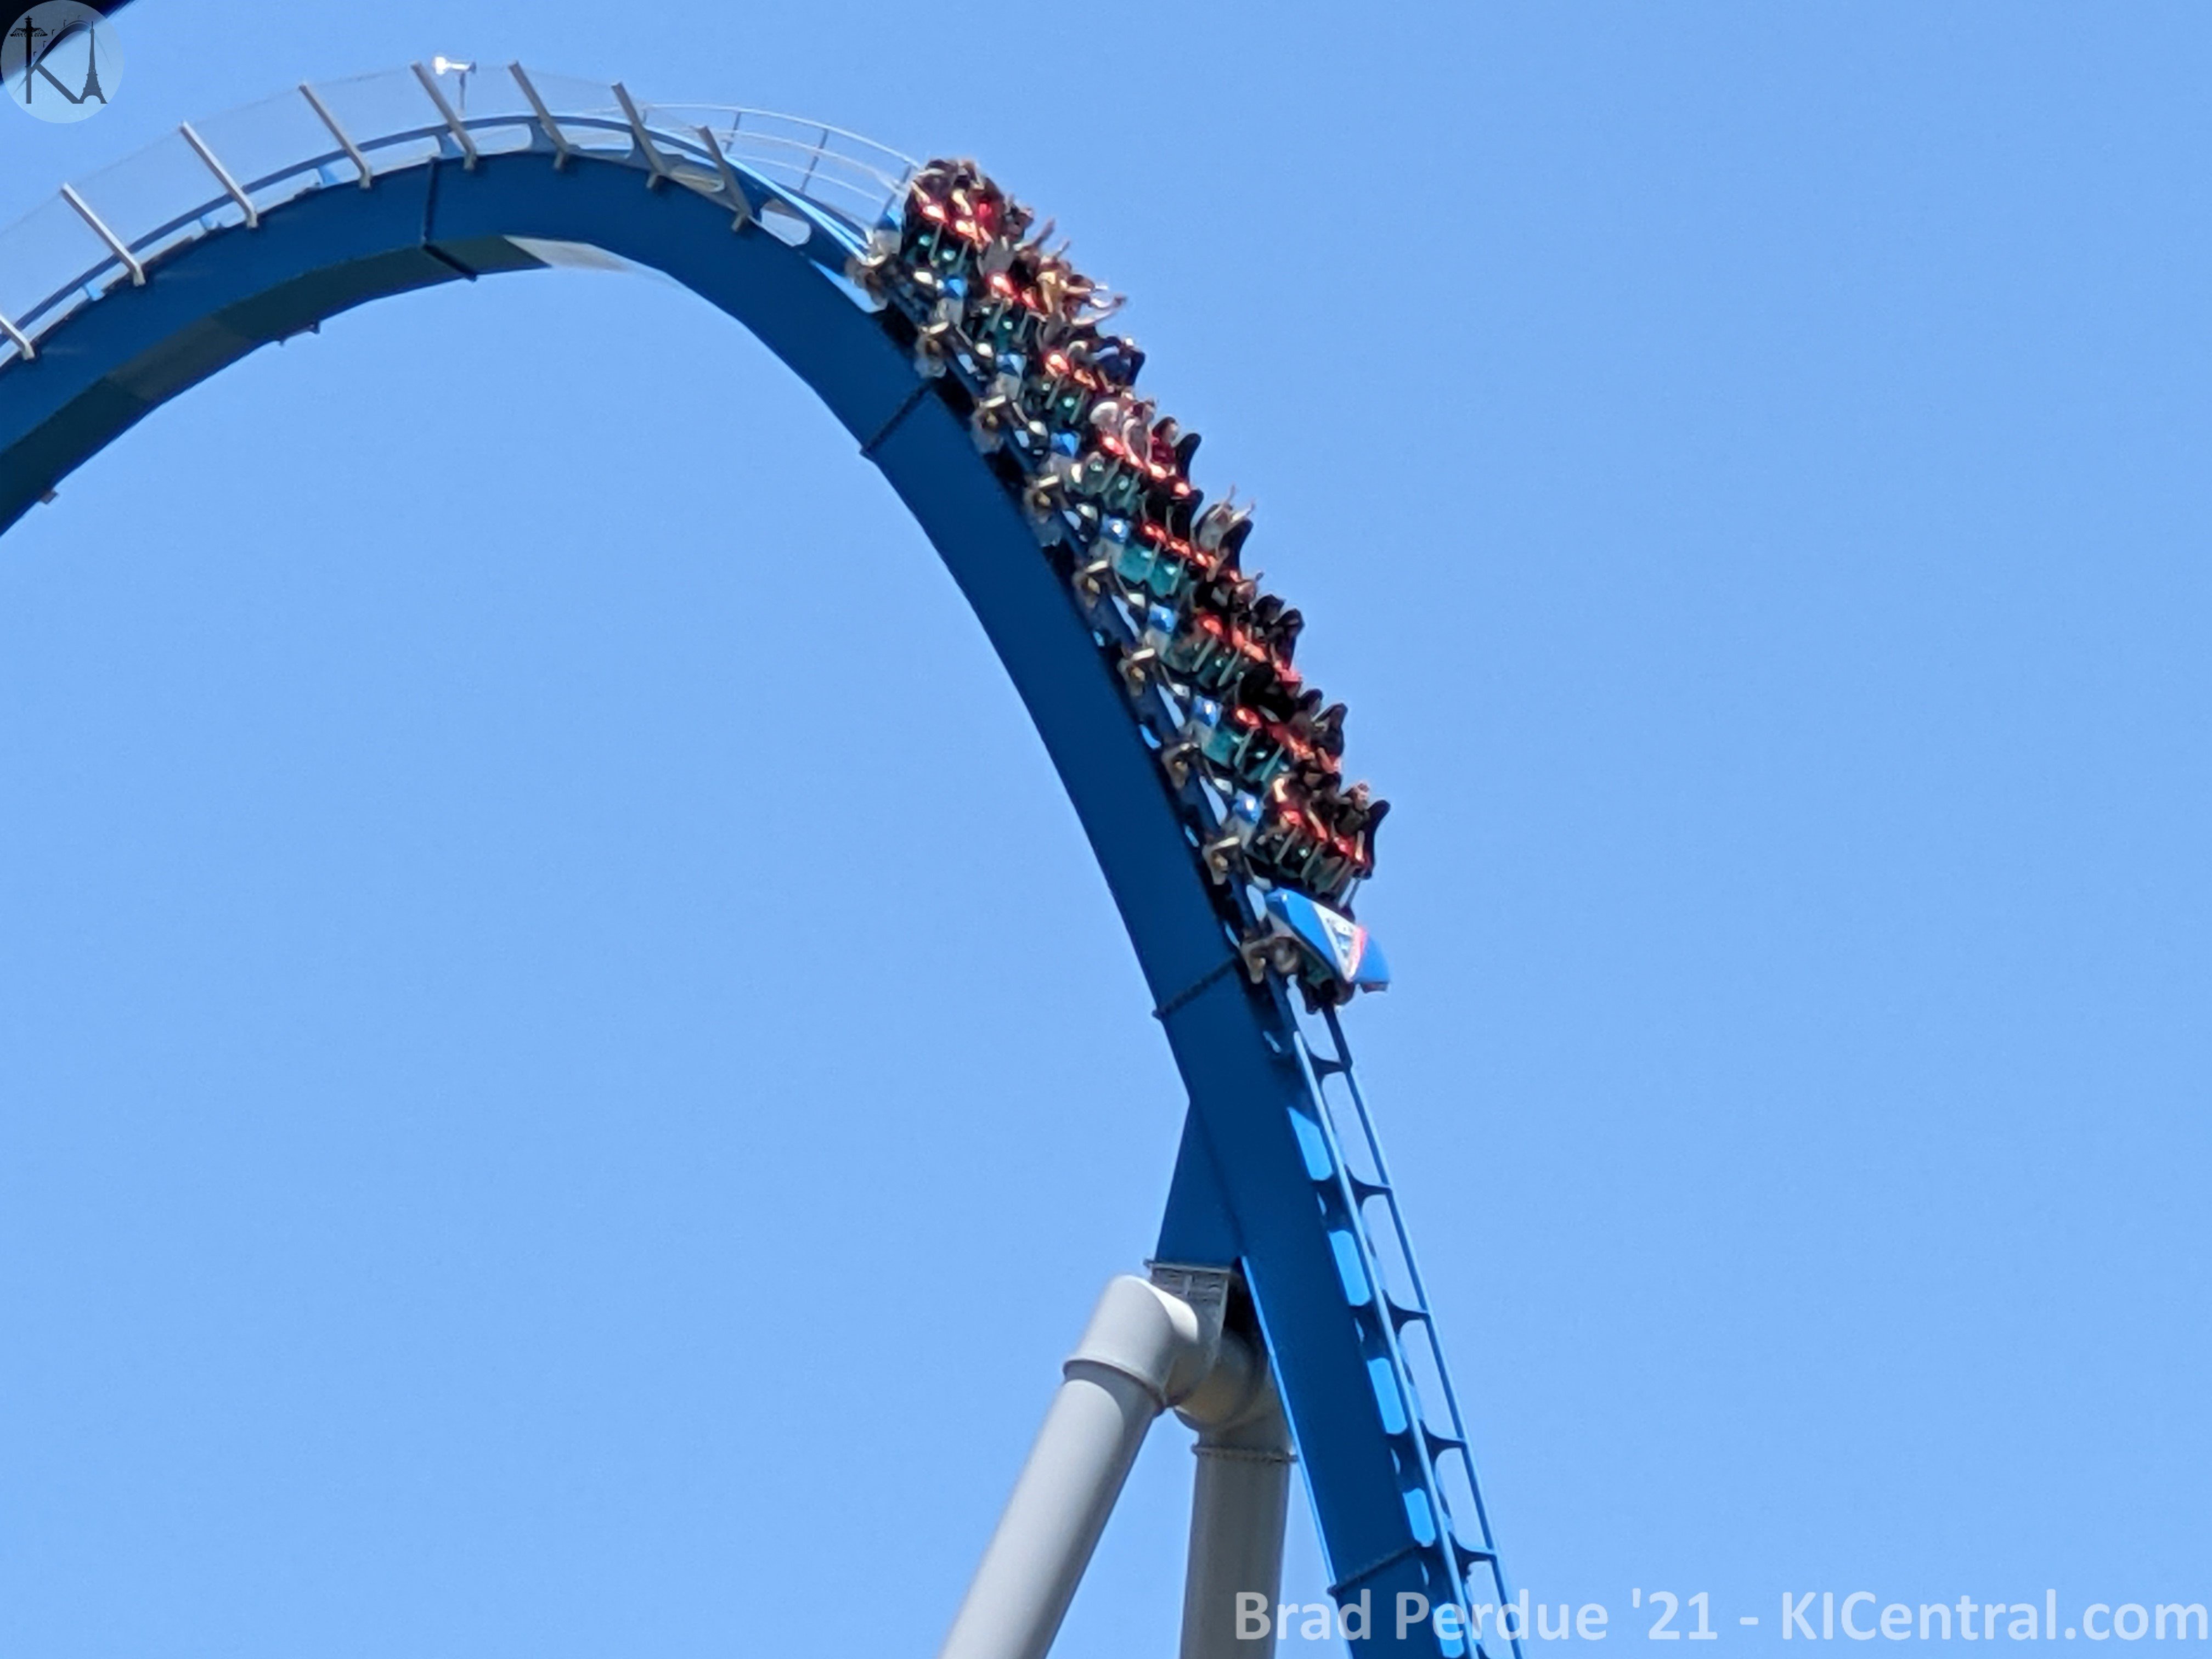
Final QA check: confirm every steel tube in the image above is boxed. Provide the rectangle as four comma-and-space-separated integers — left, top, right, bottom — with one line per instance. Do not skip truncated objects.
1176, 1328, 1295, 1659
937, 1276, 1206, 1659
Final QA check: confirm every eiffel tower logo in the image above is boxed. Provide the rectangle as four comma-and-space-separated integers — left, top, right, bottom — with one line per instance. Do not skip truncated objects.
9, 7, 109, 110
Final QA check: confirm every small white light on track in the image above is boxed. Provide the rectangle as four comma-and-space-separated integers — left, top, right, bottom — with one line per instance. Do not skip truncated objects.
429, 57, 475, 114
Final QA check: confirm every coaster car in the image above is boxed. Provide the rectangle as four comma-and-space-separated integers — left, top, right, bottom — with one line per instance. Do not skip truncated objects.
1243, 889, 1391, 1005
874, 157, 1396, 905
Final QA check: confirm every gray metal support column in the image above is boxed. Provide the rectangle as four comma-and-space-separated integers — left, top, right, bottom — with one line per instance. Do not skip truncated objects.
1176, 1324, 1295, 1659
937, 1275, 1212, 1659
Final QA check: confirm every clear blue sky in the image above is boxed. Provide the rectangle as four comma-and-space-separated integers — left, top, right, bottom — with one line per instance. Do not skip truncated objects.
2, 3, 2205, 1655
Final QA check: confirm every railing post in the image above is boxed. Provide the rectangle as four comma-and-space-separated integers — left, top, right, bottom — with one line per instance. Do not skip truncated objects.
506, 64, 574, 170
411, 63, 478, 168
58, 185, 143, 286
179, 122, 259, 228
299, 83, 374, 188
612, 83, 674, 187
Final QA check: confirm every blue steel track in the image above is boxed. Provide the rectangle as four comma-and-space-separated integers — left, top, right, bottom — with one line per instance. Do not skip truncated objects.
0, 69, 1519, 1658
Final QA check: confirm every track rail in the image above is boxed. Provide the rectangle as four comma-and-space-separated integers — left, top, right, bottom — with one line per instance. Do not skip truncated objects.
0, 62, 1520, 1658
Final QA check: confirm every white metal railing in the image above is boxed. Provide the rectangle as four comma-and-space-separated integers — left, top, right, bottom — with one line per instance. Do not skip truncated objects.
0, 62, 920, 370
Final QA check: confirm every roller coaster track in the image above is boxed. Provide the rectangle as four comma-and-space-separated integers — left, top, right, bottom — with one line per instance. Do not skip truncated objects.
0, 63, 1520, 1658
